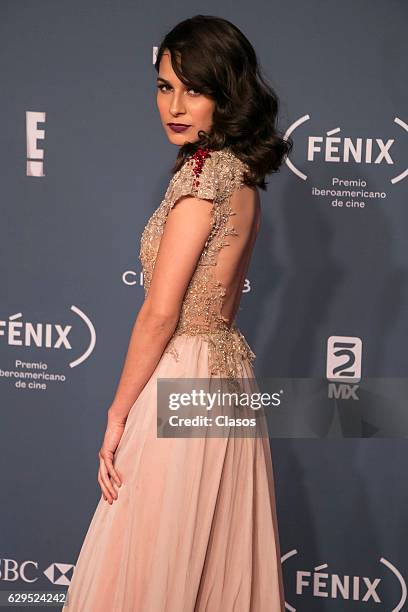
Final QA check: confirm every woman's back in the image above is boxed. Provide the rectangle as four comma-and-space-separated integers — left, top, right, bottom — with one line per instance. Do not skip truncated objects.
213, 182, 260, 327
139, 146, 260, 378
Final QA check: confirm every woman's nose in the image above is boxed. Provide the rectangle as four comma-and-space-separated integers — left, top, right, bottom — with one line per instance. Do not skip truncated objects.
169, 92, 186, 115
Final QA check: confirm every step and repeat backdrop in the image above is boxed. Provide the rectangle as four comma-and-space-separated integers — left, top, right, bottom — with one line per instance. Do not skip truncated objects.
1, 1, 407, 610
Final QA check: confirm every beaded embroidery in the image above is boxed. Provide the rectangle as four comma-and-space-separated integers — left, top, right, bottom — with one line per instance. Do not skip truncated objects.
139, 146, 256, 383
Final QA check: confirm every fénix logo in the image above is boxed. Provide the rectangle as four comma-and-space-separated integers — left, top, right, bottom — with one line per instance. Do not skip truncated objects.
284, 115, 408, 184
0, 305, 96, 368
0, 559, 74, 585
282, 550, 407, 610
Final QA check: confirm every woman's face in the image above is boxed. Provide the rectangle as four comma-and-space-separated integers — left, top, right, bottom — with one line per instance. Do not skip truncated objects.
156, 50, 215, 146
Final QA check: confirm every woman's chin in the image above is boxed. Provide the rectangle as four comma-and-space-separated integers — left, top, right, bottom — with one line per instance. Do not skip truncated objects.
168, 135, 188, 145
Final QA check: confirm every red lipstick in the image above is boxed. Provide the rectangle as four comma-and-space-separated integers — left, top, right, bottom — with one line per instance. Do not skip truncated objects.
168, 123, 191, 133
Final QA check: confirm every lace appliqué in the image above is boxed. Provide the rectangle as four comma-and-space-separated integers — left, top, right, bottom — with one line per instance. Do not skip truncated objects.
139, 147, 256, 383
165, 325, 256, 376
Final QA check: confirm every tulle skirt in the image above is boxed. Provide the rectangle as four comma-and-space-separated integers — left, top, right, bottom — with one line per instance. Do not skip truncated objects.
62, 333, 285, 611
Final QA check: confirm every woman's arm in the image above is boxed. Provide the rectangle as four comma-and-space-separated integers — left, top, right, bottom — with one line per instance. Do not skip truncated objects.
107, 302, 178, 423
107, 193, 215, 424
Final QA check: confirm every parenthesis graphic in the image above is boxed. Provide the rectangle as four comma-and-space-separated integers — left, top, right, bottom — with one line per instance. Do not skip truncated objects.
281, 549, 298, 611
391, 118, 408, 184
284, 115, 310, 180
69, 305, 96, 368
380, 557, 407, 611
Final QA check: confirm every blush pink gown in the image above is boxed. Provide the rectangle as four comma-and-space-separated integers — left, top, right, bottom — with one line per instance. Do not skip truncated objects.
62, 146, 285, 611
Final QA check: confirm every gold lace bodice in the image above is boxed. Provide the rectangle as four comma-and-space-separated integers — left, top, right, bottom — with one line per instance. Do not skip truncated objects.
139, 146, 256, 380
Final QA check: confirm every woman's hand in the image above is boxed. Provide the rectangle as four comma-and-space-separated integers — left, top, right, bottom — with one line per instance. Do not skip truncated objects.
98, 413, 126, 504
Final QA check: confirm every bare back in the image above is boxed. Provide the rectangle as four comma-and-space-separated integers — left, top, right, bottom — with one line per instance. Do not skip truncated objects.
214, 184, 260, 327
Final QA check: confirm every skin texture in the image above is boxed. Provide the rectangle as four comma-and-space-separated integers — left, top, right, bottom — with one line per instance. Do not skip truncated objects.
97, 50, 217, 504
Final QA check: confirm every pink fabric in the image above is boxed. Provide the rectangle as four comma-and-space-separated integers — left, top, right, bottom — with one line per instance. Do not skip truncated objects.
63, 334, 285, 611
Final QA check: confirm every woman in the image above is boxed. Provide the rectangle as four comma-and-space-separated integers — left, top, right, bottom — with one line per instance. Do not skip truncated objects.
63, 14, 292, 612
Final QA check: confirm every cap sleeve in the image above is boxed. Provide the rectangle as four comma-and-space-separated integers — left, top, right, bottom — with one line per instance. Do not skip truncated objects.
165, 149, 218, 211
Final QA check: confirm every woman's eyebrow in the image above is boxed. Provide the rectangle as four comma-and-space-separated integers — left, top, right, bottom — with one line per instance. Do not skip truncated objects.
157, 77, 192, 90
157, 77, 171, 85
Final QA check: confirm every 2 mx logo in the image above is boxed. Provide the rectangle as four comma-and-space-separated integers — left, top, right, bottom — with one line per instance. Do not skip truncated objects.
326, 335, 362, 401
327, 335, 362, 380
284, 115, 408, 184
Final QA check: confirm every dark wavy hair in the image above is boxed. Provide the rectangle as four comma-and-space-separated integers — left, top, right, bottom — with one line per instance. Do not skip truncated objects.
154, 15, 293, 190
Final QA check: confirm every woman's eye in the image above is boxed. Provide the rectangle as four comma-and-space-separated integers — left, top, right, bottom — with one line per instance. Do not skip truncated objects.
157, 84, 200, 96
